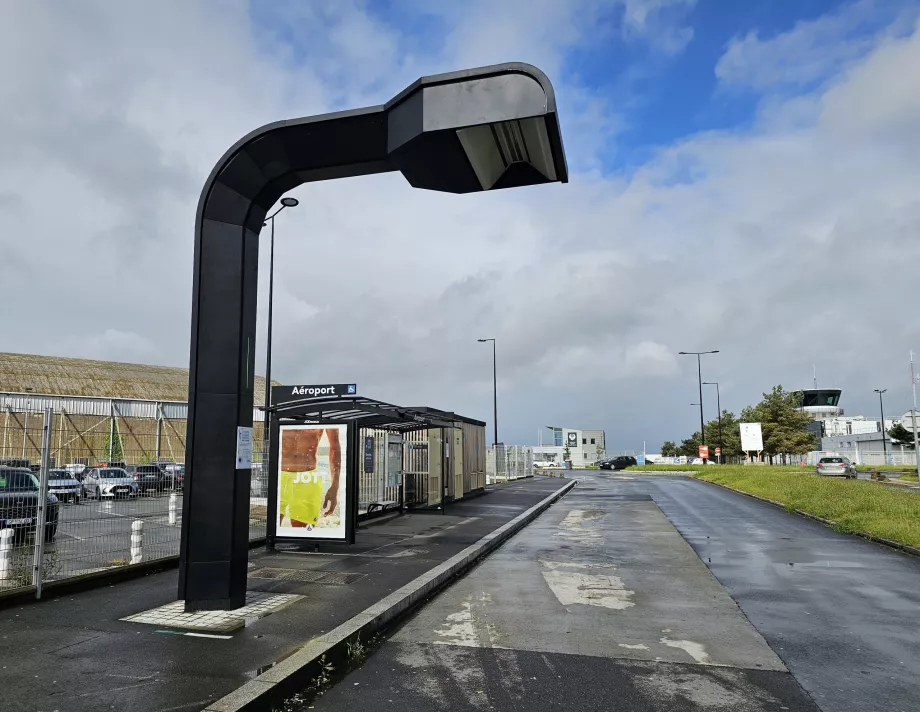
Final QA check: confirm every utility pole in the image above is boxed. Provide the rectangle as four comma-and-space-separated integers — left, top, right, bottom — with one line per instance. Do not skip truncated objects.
912, 352, 919, 477
703, 382, 722, 464
477, 338, 498, 446
679, 350, 719, 463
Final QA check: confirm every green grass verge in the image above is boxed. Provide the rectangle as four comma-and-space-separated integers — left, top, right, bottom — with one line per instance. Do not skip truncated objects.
898, 473, 919, 482
694, 469, 920, 548
629, 464, 811, 473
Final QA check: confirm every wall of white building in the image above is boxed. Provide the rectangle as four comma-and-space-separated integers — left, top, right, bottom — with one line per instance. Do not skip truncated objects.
535, 427, 606, 467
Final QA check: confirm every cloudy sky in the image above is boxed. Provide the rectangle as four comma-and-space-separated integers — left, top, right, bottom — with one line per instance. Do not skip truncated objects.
2, 0, 919, 452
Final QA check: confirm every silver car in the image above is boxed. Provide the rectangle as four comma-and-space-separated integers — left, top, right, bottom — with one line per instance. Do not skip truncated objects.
48, 469, 83, 503
81, 467, 139, 499
816, 456, 857, 478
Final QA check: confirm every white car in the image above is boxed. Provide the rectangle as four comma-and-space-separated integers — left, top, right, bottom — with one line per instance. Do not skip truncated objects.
535, 461, 559, 469
81, 467, 139, 499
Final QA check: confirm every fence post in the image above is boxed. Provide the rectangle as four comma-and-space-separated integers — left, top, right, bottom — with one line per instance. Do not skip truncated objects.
155, 402, 162, 462
0, 528, 13, 580
131, 520, 144, 564
32, 407, 52, 598
168, 493, 177, 525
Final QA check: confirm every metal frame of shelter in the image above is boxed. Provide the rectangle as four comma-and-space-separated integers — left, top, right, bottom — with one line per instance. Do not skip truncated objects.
264, 395, 457, 550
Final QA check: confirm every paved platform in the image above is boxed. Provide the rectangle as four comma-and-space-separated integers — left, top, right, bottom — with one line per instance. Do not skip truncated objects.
0, 476, 570, 712
303, 473, 819, 711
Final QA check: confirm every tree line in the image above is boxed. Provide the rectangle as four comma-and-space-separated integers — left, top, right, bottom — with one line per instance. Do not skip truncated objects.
660, 385, 817, 462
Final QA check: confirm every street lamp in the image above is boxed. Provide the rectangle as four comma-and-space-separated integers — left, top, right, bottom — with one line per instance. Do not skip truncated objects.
179, 63, 569, 611
702, 382, 722, 464
262, 197, 299, 444
874, 388, 888, 464
678, 351, 719, 463
477, 339, 498, 446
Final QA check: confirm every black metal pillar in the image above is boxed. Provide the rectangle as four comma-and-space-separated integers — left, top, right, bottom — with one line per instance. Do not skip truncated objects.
178, 217, 260, 611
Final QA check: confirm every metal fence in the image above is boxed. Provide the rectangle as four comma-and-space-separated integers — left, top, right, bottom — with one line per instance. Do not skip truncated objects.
0, 404, 267, 597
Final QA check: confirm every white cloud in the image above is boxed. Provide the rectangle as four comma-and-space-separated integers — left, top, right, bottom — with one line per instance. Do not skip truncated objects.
2, 0, 920, 449
715, 0, 919, 90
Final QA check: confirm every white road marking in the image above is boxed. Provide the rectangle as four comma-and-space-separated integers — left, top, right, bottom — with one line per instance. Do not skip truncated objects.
185, 632, 233, 639
540, 560, 635, 610
433, 601, 478, 646
414, 517, 481, 539
660, 637, 714, 665
619, 643, 650, 650
554, 509, 605, 545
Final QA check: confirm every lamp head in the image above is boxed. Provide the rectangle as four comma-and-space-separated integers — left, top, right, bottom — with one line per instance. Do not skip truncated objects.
280, 197, 299, 207
386, 64, 568, 194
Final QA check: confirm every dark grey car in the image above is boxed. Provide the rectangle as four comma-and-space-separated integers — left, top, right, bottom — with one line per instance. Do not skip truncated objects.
0, 467, 60, 542
48, 469, 82, 503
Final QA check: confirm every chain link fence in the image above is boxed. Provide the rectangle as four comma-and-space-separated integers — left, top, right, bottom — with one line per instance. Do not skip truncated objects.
0, 399, 267, 597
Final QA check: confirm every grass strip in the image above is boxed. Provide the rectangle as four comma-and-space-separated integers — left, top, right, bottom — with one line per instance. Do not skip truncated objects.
692, 468, 920, 548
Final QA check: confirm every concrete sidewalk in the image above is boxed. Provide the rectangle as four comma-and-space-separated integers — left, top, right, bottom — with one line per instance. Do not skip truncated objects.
0, 476, 571, 712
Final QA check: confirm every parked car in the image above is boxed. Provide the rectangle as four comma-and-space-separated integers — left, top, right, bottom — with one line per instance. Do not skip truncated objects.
535, 461, 560, 469
0, 466, 59, 542
600, 456, 638, 470
160, 462, 185, 491
816, 456, 857, 478
124, 464, 168, 493
48, 469, 82, 503
81, 467, 138, 499
0, 458, 31, 469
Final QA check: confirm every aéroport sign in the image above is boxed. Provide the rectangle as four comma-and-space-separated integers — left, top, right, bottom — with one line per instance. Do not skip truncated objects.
272, 383, 357, 406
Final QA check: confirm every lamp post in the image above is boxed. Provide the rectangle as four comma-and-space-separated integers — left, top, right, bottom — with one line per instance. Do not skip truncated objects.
679, 351, 719, 463
477, 338, 498, 446
262, 197, 299, 455
703, 382, 722, 464
179, 62, 569, 611
874, 388, 888, 464
911, 352, 920, 478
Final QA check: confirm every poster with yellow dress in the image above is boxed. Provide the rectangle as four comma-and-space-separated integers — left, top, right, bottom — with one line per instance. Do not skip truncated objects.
277, 424, 346, 539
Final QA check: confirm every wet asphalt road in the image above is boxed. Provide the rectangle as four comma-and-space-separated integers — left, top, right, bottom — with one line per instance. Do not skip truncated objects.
304, 473, 920, 712
643, 474, 920, 712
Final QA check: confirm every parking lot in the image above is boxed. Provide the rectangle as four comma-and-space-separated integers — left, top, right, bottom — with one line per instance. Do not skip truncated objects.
2, 491, 267, 589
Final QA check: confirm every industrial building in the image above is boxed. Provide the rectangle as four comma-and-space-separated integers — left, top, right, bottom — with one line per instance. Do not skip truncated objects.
798, 387, 912, 465
0, 352, 487, 511
533, 425, 606, 467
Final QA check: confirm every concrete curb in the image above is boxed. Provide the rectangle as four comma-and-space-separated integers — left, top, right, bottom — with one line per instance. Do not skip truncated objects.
203, 479, 577, 712
696, 478, 920, 558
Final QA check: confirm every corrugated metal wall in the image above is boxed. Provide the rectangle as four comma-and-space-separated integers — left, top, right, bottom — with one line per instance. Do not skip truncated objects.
0, 391, 266, 465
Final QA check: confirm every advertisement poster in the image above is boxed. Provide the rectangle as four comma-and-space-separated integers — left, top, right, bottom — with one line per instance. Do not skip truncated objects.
278, 424, 348, 540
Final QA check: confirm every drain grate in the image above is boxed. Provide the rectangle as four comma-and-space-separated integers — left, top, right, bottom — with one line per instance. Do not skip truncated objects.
249, 568, 366, 585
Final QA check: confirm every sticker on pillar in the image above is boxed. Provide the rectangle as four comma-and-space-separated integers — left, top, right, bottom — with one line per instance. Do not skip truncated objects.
278, 425, 348, 540
236, 427, 253, 469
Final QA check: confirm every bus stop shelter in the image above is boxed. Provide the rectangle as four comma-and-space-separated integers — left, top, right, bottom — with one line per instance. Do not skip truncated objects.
264, 393, 457, 549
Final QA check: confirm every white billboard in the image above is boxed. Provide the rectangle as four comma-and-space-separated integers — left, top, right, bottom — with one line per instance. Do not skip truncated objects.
740, 422, 764, 452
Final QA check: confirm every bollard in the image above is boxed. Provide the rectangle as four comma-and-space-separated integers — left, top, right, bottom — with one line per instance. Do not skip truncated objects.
168, 493, 177, 525
130, 520, 144, 564
0, 528, 13, 581
104, 497, 112, 511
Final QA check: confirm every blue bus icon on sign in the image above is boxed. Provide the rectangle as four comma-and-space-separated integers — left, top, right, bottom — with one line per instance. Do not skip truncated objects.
347, 384, 357, 394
